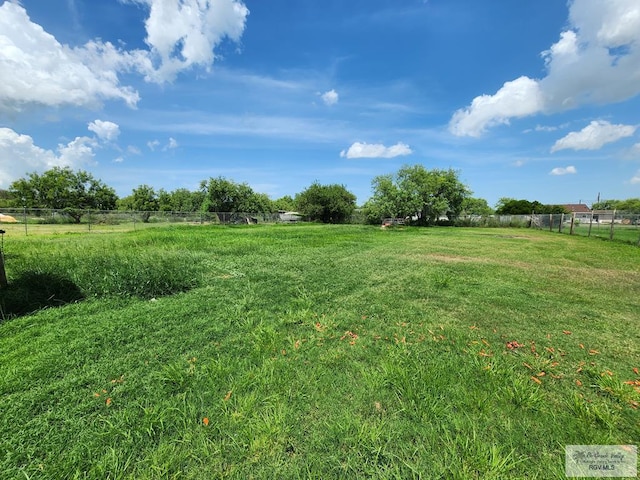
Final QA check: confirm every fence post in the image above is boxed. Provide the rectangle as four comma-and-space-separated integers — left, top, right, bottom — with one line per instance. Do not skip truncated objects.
570, 212, 575, 235
609, 209, 616, 241
549, 213, 553, 232
558, 213, 564, 233
588, 211, 593, 237
0, 231, 6, 288
23, 205, 28, 236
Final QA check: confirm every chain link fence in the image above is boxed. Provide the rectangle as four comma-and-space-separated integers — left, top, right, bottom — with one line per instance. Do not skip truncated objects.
454, 211, 640, 246
0, 208, 288, 235
2, 208, 638, 245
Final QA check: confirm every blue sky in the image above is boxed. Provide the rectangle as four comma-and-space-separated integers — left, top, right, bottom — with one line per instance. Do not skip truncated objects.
1, 0, 639, 207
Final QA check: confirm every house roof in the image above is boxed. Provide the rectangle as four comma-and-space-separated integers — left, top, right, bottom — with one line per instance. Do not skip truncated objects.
562, 204, 591, 213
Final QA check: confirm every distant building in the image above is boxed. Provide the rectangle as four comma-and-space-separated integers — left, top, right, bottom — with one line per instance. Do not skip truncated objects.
562, 204, 591, 222
278, 211, 302, 222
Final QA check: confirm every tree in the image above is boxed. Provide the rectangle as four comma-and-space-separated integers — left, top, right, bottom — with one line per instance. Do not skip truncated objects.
364, 165, 470, 225
200, 177, 273, 214
9, 167, 117, 223
495, 198, 568, 215
157, 188, 203, 212
0, 189, 15, 208
295, 183, 356, 223
592, 198, 640, 213
460, 197, 493, 216
272, 195, 296, 212
118, 185, 159, 222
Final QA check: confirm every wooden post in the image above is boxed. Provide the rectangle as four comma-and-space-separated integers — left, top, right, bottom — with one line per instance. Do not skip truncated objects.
549, 213, 553, 232
0, 253, 6, 288
588, 211, 593, 237
0, 231, 7, 288
559, 213, 564, 233
570, 212, 575, 235
609, 209, 616, 241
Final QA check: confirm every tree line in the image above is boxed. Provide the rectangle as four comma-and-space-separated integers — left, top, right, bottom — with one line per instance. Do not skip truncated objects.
2, 166, 638, 225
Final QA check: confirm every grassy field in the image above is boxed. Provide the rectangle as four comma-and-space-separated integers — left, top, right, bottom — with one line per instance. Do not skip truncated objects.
0, 224, 638, 479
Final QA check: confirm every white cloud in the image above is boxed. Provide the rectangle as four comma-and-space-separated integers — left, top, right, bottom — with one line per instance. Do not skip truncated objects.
0, 0, 249, 112
165, 137, 179, 150
340, 142, 413, 159
550, 166, 577, 176
450, 0, 640, 136
114, 157, 125, 163
512, 159, 526, 167
88, 120, 121, 142
128, 0, 249, 83
449, 77, 544, 137
147, 140, 161, 151
321, 89, 339, 106
0, 128, 96, 188
551, 120, 636, 152
0, 2, 140, 111
630, 170, 640, 184
127, 145, 142, 155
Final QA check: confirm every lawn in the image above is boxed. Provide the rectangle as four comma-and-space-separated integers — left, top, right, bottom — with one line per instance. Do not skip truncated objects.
0, 224, 638, 479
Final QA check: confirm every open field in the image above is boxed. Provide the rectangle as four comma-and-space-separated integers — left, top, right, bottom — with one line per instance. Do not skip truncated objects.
0, 225, 638, 478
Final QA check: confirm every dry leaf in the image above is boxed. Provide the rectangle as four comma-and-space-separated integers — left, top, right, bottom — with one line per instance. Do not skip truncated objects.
223, 391, 232, 402
589, 349, 600, 355
575, 379, 582, 386
203, 417, 209, 426
530, 376, 542, 385
562, 330, 572, 335
633, 367, 639, 375
106, 398, 112, 407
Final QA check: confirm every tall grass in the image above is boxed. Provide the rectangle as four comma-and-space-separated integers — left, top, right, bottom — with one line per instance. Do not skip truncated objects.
0, 224, 638, 478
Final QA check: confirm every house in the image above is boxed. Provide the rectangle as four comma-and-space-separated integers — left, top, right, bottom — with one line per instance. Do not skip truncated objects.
562, 204, 591, 222
591, 210, 615, 224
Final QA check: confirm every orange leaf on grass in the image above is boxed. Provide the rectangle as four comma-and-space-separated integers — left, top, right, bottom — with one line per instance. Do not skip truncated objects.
523, 362, 533, 370
203, 417, 209, 426
563, 330, 572, 335
576, 379, 582, 386
633, 367, 639, 375
530, 376, 542, 385
589, 349, 600, 355
223, 391, 232, 402
106, 398, 112, 407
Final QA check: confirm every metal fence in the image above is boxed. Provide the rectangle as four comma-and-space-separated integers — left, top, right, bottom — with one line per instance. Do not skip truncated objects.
0, 208, 287, 235
454, 212, 640, 246
1, 208, 639, 245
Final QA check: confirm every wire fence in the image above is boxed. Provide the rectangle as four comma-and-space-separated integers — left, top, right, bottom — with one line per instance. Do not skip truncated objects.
455, 211, 640, 246
1, 208, 638, 246
0, 208, 291, 235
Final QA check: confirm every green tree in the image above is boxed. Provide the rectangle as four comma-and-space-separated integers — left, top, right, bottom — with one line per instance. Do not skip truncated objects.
460, 197, 493, 216
9, 167, 117, 223
0, 189, 15, 208
273, 195, 296, 212
200, 177, 272, 214
495, 199, 567, 215
295, 183, 356, 224
364, 165, 470, 225
156, 188, 205, 212
592, 198, 640, 213
118, 185, 159, 222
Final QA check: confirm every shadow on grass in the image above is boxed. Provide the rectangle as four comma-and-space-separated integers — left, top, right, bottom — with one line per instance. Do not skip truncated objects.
0, 272, 84, 321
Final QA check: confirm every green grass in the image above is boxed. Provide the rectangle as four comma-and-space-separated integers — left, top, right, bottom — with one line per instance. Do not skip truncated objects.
0, 225, 638, 479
